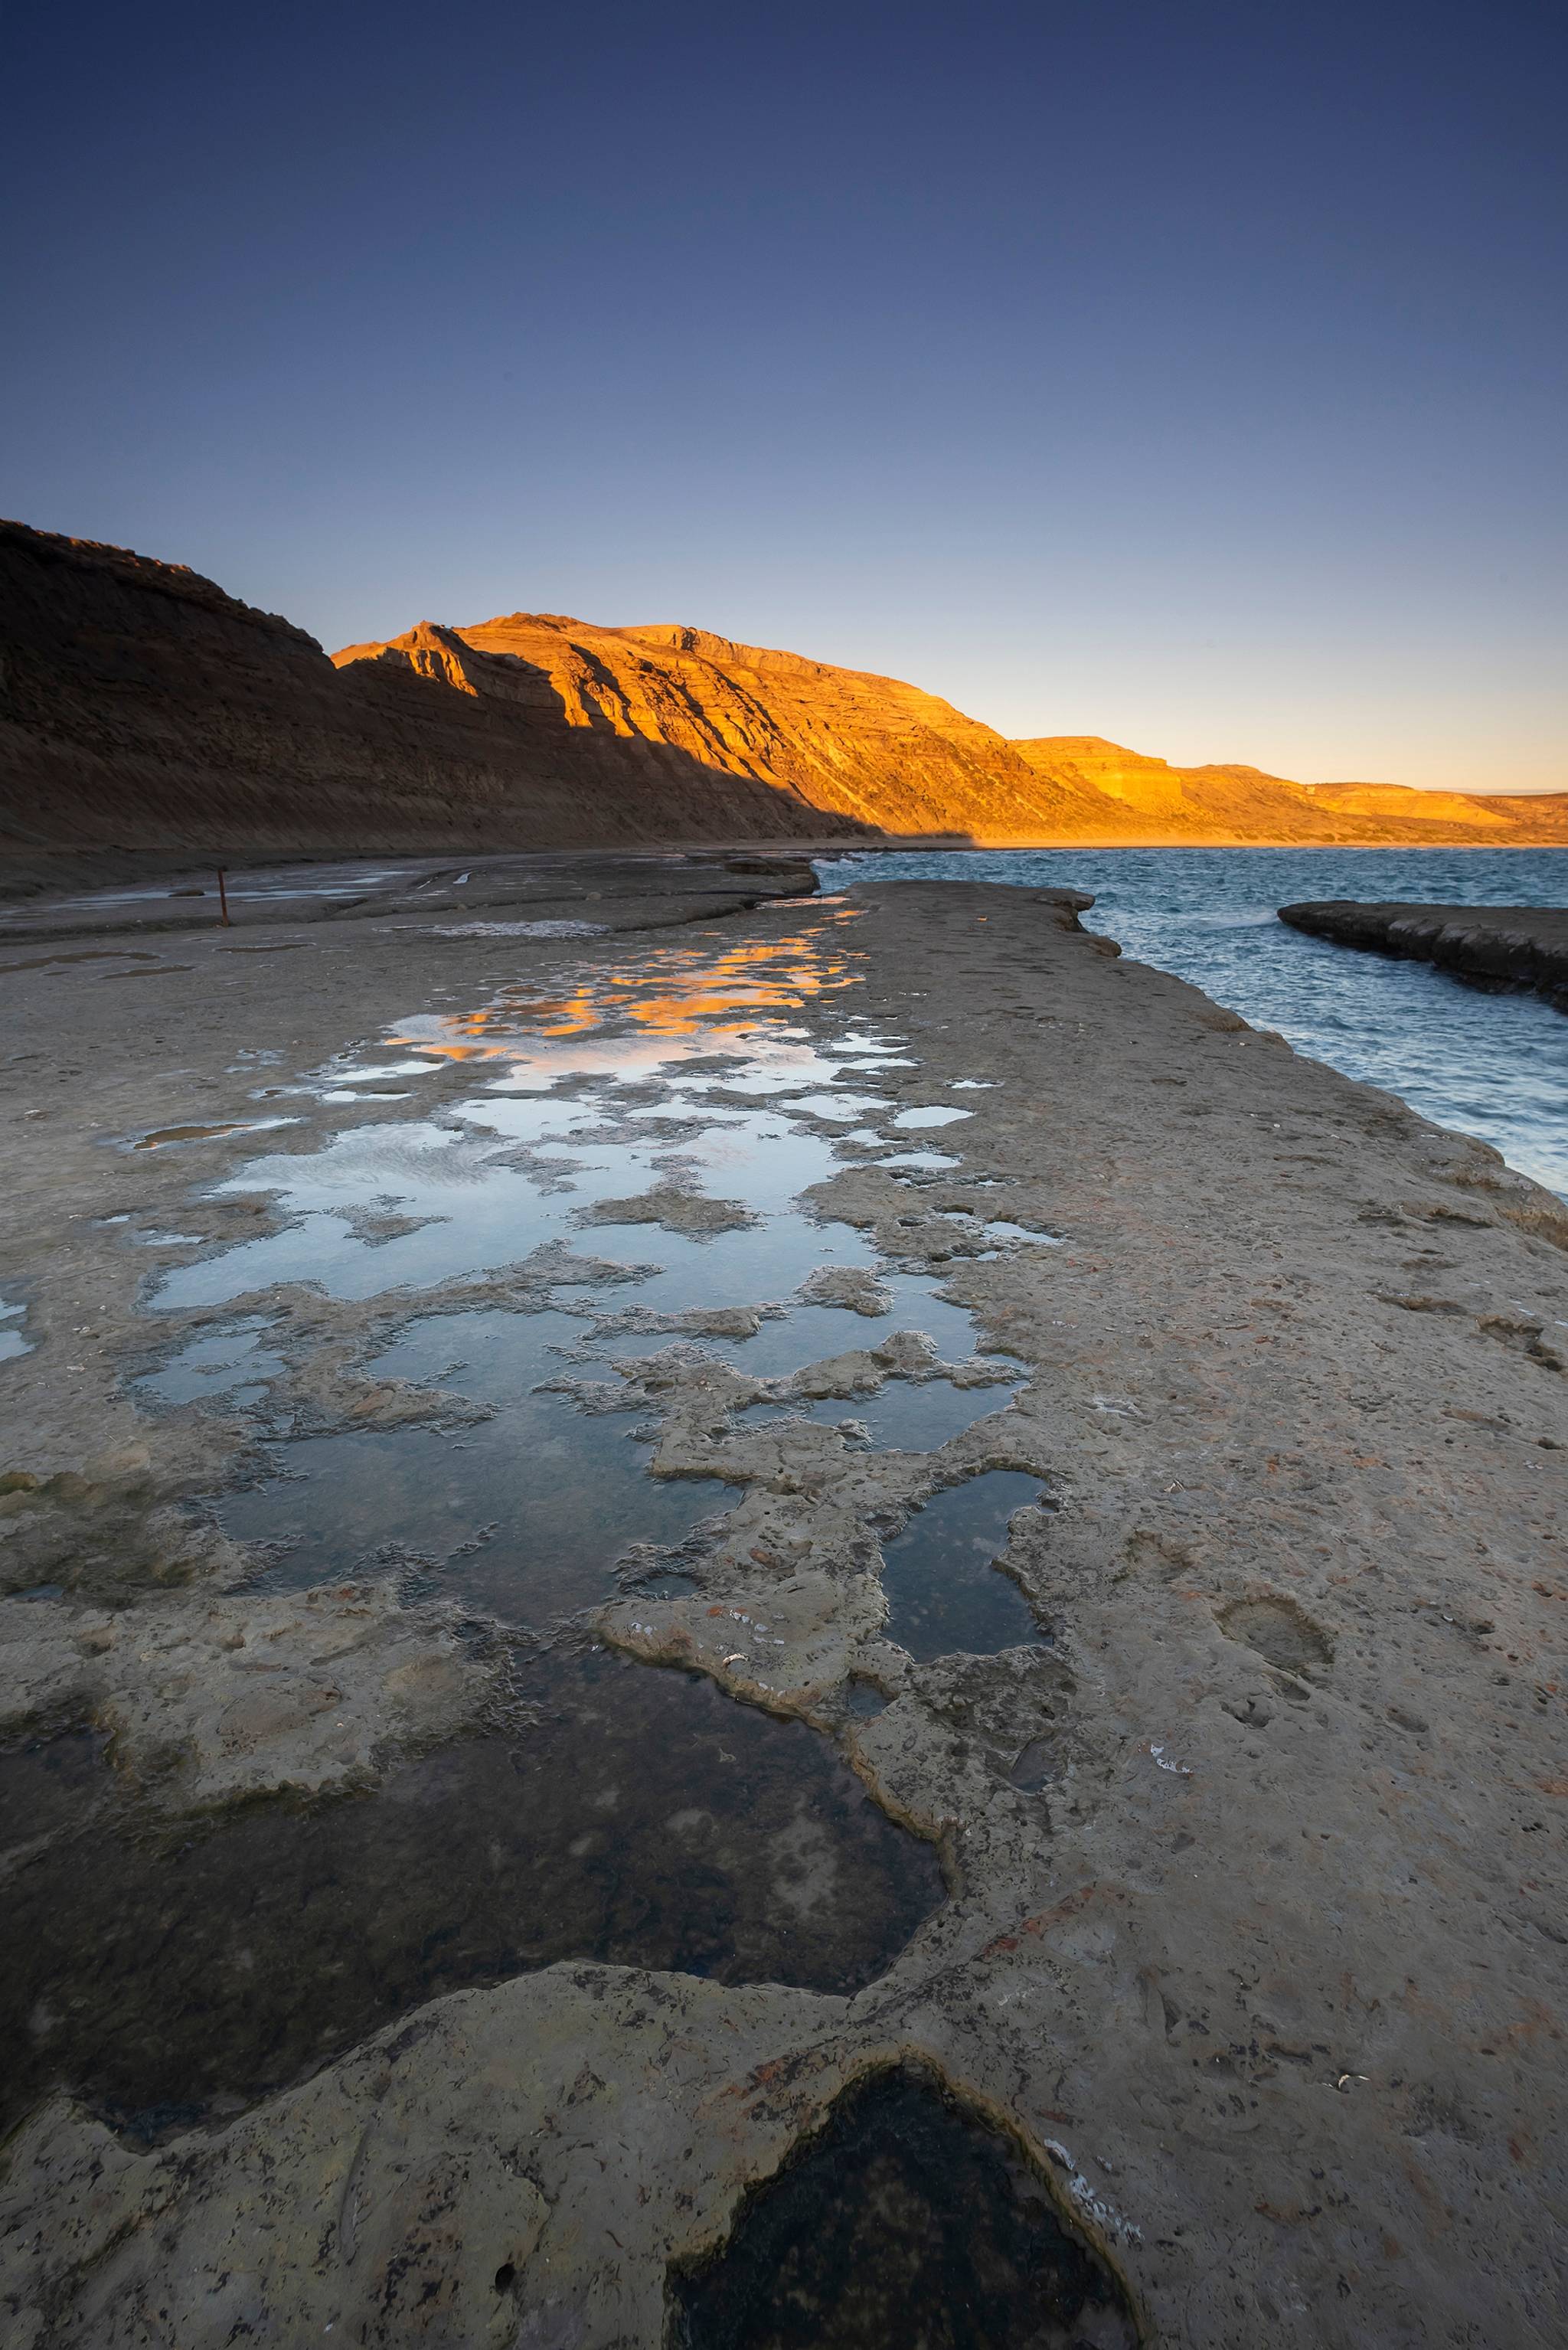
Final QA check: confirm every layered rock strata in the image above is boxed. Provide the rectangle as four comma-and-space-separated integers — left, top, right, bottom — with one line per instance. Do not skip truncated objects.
0, 525, 871, 887
1012, 736, 1568, 845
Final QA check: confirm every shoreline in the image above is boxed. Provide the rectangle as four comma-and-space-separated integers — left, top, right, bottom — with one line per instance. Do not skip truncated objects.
2, 864, 1565, 2345
5, 835, 1563, 912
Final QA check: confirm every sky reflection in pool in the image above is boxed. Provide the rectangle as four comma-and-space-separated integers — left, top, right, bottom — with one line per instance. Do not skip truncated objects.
151, 920, 1031, 1622
880, 1473, 1047, 1661
743, 1375, 1020, 1452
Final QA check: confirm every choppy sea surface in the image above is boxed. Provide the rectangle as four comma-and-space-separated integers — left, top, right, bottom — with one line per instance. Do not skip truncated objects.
815, 848, 1568, 1201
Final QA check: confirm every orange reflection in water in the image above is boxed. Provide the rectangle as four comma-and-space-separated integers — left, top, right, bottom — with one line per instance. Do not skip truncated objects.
389, 916, 864, 1064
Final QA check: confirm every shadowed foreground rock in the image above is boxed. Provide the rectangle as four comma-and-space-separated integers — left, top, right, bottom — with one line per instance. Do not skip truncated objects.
1279, 899, 1568, 1011
1, 874, 1565, 2348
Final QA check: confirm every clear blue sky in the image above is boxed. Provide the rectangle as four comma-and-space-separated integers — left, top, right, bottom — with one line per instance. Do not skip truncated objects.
4, 1, 1563, 789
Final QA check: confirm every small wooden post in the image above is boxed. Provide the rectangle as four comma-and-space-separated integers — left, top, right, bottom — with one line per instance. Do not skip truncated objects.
217, 868, 230, 926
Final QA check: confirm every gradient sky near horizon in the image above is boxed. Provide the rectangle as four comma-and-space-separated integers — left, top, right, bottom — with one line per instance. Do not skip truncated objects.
3, 1, 1564, 791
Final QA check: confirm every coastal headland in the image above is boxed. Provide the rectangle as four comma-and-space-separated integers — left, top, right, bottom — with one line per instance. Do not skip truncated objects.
1, 864, 1563, 2347
1281, 899, 1568, 1013
5, 518, 1566, 902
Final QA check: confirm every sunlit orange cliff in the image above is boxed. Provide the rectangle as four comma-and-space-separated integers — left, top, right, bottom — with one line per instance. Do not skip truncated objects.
3, 518, 1565, 891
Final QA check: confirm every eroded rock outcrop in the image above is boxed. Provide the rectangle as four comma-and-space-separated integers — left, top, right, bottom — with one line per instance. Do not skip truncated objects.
1279, 898, 1568, 1008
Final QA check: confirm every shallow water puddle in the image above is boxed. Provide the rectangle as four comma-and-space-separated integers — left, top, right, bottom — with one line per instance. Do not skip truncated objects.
134, 1316, 286, 1408
153, 1119, 575, 1306
743, 1376, 1021, 1453
0, 1654, 944, 2139
129, 1116, 300, 1152
880, 1473, 1047, 1661
392, 917, 867, 1074
0, 1727, 109, 1853
143, 928, 1034, 1628
890, 1105, 972, 1130
0, 1293, 32, 1364
151, 1106, 871, 1313
219, 1407, 728, 1626
668, 2066, 1137, 2349
874, 1272, 994, 1360
878, 1149, 962, 1172
69, 919, 1055, 2126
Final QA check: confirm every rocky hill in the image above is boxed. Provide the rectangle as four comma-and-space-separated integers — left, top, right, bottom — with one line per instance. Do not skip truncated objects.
336, 612, 1116, 841
0, 525, 871, 888
3, 518, 1565, 887
1298, 780, 1568, 838
1011, 736, 1568, 845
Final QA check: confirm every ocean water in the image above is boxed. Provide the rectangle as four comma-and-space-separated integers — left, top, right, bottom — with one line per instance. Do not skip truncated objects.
816, 848, 1568, 1201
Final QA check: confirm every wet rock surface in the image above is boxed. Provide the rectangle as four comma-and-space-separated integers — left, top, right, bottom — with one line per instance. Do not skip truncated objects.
1, 871, 1565, 2346
0, 1649, 942, 2139
1279, 897, 1568, 1011
0, 1578, 488, 1811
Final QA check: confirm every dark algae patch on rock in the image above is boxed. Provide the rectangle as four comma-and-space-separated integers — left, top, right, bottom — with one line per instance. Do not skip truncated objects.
667, 2067, 1138, 2350
0, 1652, 942, 2139
0, 1726, 109, 1851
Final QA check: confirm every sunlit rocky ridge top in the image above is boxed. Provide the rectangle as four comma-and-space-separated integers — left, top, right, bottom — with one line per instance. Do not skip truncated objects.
339, 608, 1568, 845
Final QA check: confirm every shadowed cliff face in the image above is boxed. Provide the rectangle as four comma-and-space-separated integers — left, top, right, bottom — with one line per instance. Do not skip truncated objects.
5, 517, 1566, 881
0, 525, 874, 879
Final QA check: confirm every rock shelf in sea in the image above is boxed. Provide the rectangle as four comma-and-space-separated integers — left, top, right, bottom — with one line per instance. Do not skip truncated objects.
1280, 895, 1568, 1012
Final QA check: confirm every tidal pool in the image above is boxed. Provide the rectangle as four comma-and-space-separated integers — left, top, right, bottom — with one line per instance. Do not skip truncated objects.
0, 1294, 32, 1364
159, 926, 1017, 1634
134, 1316, 286, 1409
880, 1473, 1047, 1661
0, 1652, 945, 2142
668, 2066, 1137, 2349
73, 918, 1057, 2147
217, 1414, 730, 1623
